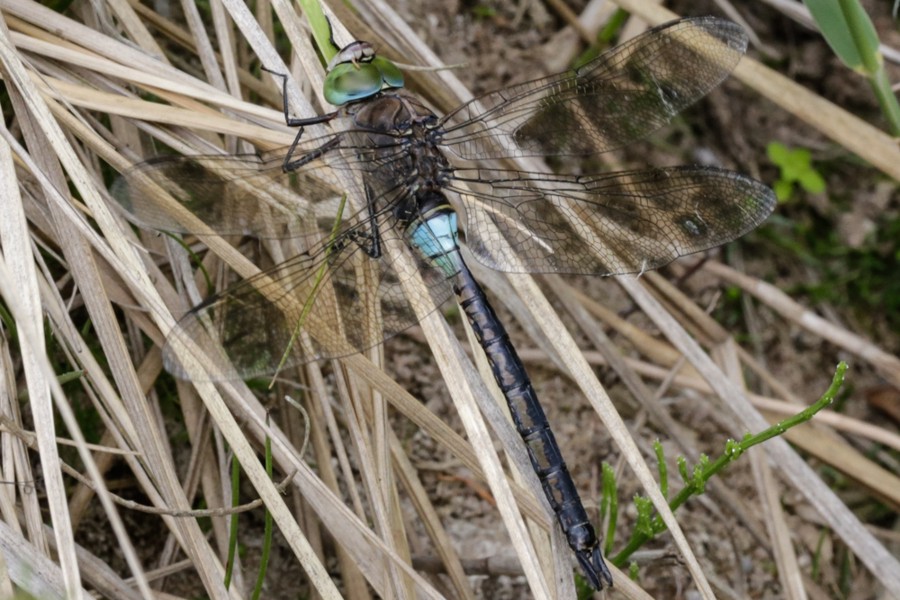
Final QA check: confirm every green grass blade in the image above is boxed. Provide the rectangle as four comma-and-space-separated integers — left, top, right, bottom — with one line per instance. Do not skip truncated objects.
804, 0, 876, 71
296, 0, 338, 63
804, 0, 900, 134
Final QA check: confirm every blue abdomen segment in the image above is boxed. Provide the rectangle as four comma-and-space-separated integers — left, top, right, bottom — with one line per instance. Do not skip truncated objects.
407, 209, 460, 278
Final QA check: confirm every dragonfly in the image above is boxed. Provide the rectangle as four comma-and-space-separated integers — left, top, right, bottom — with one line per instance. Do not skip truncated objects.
113, 16, 776, 590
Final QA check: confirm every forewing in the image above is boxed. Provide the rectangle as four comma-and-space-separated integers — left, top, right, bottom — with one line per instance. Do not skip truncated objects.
439, 17, 747, 160
452, 166, 775, 275
110, 130, 408, 239
162, 206, 457, 381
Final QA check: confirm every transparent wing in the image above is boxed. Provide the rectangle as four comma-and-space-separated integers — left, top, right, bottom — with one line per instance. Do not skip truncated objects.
112, 130, 450, 380
439, 17, 747, 159
451, 166, 776, 275
110, 129, 410, 239
162, 204, 458, 381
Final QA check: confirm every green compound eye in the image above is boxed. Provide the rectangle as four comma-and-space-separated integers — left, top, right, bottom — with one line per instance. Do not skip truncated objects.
324, 62, 383, 105
371, 56, 403, 89
323, 53, 404, 106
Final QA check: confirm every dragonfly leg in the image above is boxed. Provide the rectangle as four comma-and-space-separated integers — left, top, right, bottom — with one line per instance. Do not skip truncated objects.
343, 185, 384, 258
347, 227, 381, 259
283, 135, 341, 172
362, 184, 383, 258
264, 67, 338, 128
262, 67, 340, 170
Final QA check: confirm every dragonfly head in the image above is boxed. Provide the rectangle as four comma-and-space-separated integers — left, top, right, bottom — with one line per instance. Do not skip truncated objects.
323, 41, 404, 106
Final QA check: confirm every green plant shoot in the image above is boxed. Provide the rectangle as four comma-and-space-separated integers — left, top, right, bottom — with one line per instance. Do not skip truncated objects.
767, 142, 826, 201
608, 362, 847, 567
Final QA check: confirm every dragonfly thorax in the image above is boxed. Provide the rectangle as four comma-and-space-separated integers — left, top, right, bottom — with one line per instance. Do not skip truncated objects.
347, 91, 435, 134
348, 91, 452, 193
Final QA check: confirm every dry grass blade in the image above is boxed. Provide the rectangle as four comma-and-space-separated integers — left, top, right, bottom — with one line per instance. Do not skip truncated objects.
2, 0, 898, 598
706, 261, 900, 388
2, 2, 338, 598
1, 23, 172, 600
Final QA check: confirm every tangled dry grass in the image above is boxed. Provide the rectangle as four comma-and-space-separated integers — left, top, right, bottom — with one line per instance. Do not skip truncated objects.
1, 0, 898, 598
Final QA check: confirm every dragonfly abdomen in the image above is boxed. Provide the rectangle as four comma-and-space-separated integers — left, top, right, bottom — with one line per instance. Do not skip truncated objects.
453, 260, 612, 587
403, 198, 611, 582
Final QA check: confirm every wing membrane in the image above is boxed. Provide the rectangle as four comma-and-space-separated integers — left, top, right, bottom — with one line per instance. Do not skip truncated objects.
110, 129, 410, 239
451, 166, 775, 275
162, 207, 457, 380
112, 130, 451, 380
439, 17, 747, 159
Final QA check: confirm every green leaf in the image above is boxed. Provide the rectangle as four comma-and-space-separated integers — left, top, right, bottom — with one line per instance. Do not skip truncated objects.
297, 0, 338, 63
781, 160, 802, 182
601, 463, 619, 556
790, 147, 813, 169
633, 495, 654, 537
766, 141, 790, 165
768, 142, 824, 200
653, 440, 668, 499
724, 438, 743, 462
799, 169, 827, 194
804, 0, 880, 73
471, 5, 497, 18
774, 179, 795, 202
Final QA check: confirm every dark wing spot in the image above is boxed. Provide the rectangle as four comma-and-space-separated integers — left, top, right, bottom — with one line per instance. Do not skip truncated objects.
678, 214, 708, 238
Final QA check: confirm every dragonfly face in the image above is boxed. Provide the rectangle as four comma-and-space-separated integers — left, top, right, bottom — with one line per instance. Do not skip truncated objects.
323, 40, 404, 105
112, 17, 775, 590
